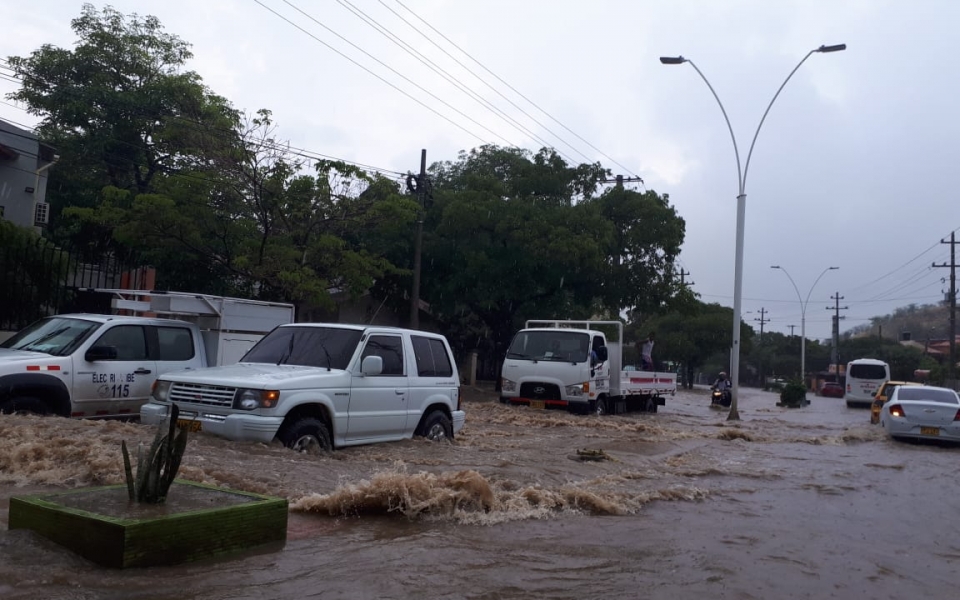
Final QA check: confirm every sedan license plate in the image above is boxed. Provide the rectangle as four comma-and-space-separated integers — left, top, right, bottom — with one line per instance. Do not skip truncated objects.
177, 418, 202, 433
920, 426, 940, 436
529, 400, 545, 410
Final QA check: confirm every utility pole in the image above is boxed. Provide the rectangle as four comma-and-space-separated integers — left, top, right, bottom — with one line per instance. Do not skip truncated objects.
755, 307, 769, 387
754, 307, 769, 338
933, 231, 958, 383
788, 324, 796, 336
600, 175, 645, 189
679, 268, 694, 288
408, 149, 427, 330
827, 293, 848, 378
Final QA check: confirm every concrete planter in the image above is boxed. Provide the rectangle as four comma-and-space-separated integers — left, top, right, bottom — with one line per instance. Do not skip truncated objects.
8, 480, 288, 568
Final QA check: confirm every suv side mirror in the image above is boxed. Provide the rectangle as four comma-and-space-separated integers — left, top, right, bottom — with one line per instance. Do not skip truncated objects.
85, 345, 118, 362
361, 355, 383, 376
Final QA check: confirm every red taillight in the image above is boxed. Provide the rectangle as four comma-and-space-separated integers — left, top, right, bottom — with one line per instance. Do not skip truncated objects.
889, 404, 905, 418
456, 388, 462, 411
954, 409, 960, 422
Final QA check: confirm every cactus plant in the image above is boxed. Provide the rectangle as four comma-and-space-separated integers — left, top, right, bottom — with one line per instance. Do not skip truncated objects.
121, 404, 189, 504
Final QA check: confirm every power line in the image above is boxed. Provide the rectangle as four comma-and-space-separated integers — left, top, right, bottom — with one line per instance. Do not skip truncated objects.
253, 0, 491, 147
281, 0, 517, 147
391, 0, 641, 178
845, 226, 960, 293
332, 0, 578, 165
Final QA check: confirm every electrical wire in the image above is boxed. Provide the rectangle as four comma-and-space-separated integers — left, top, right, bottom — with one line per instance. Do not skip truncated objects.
253, 0, 492, 147
390, 0, 641, 178
333, 0, 582, 165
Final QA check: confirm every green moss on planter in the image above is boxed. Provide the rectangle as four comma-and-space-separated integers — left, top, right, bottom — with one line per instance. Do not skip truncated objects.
8, 480, 288, 568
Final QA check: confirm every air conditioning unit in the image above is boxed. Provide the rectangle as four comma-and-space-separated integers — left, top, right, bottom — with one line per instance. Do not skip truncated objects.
34, 201, 49, 226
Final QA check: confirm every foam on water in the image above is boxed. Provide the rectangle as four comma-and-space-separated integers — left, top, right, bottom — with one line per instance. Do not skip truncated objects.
290, 463, 710, 525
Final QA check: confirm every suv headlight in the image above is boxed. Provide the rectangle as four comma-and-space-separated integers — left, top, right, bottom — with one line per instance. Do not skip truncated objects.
152, 380, 172, 402
501, 378, 517, 392
234, 389, 280, 410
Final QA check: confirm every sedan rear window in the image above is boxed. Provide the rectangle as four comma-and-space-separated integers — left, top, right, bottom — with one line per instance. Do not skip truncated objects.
896, 388, 959, 404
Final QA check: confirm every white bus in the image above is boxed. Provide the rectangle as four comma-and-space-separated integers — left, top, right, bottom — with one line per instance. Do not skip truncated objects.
845, 358, 890, 408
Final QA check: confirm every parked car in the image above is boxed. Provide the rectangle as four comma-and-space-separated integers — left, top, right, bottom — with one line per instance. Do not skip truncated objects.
880, 385, 960, 443
870, 380, 923, 424
819, 382, 844, 398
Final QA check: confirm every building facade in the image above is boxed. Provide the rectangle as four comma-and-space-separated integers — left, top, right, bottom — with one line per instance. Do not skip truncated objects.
0, 118, 57, 231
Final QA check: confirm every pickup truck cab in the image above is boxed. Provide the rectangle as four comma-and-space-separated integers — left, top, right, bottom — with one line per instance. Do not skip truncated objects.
141, 323, 466, 452
0, 291, 294, 418
0, 314, 208, 417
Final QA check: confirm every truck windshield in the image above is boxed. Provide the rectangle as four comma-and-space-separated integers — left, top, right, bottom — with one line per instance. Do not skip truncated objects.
0, 317, 101, 356
241, 326, 363, 369
505, 330, 591, 362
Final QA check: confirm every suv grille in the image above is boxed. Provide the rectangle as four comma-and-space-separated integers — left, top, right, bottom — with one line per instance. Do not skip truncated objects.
169, 382, 236, 407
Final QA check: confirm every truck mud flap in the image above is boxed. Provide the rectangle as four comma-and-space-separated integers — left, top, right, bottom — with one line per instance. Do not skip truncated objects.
655, 395, 666, 406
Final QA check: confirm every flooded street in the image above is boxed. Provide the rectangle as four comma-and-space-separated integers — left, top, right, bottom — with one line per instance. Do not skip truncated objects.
2, 386, 958, 599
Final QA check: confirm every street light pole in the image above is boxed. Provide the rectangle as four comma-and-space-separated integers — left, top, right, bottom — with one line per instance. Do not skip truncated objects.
660, 43, 845, 420
771, 265, 839, 388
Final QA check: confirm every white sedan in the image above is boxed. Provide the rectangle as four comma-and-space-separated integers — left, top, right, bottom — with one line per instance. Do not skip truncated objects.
880, 385, 960, 442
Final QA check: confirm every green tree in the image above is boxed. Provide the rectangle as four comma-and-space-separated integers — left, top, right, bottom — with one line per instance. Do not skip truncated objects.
420, 145, 689, 369
631, 301, 754, 389
6, 3, 239, 254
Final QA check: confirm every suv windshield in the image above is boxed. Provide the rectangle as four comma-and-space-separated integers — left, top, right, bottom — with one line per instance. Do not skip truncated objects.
0, 317, 101, 356
506, 330, 591, 363
241, 326, 363, 369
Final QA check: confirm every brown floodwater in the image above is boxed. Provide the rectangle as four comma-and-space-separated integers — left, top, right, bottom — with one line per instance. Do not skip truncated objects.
1, 386, 958, 599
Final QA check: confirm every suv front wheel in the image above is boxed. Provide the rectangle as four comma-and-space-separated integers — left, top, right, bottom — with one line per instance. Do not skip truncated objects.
417, 410, 453, 441
279, 417, 333, 453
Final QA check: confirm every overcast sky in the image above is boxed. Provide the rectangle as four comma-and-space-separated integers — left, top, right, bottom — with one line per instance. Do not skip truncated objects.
3, 0, 958, 342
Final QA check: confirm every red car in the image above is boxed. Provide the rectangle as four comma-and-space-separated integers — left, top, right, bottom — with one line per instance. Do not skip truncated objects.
820, 382, 844, 398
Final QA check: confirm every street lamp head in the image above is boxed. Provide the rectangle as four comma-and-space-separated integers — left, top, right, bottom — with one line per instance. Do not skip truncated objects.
828, 266, 840, 270
659, 56, 687, 65
817, 43, 847, 53
770, 265, 781, 269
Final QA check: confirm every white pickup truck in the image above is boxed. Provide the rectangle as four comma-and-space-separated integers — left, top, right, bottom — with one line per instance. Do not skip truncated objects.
500, 320, 677, 415
0, 290, 294, 417
141, 323, 466, 452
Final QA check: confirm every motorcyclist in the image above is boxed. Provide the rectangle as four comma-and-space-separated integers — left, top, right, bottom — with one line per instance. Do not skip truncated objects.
711, 371, 732, 406
712, 372, 732, 392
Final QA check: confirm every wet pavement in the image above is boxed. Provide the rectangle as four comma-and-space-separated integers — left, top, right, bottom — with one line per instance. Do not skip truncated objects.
1, 385, 957, 599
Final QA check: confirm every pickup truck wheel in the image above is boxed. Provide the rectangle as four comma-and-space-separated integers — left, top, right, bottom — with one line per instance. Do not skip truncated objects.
0, 396, 49, 416
279, 418, 332, 454
417, 410, 453, 441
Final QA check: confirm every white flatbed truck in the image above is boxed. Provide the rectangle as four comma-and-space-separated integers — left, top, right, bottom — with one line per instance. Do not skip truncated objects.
499, 319, 677, 415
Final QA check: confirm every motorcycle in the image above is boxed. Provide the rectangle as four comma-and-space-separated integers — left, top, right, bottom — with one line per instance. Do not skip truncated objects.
710, 387, 732, 407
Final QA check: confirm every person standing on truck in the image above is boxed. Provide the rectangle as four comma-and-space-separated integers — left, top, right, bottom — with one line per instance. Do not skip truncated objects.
638, 332, 655, 371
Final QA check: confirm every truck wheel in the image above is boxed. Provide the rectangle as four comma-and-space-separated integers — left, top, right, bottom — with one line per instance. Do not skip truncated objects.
0, 397, 49, 416
593, 398, 607, 416
417, 410, 453, 441
279, 417, 332, 454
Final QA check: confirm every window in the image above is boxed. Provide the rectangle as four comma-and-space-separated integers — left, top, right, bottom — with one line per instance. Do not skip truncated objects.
361, 335, 405, 376
157, 327, 195, 361
412, 336, 453, 377
242, 326, 362, 369
897, 388, 959, 404
849, 364, 888, 379
94, 325, 147, 361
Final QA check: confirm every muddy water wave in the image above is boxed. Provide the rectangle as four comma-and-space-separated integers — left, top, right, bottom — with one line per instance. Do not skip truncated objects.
3, 386, 959, 599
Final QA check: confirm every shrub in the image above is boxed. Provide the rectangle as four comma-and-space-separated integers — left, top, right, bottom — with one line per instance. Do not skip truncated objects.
778, 380, 808, 408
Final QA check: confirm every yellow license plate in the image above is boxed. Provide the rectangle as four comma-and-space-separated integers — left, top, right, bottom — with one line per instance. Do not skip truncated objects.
177, 418, 202, 433
920, 426, 940, 436
529, 400, 545, 410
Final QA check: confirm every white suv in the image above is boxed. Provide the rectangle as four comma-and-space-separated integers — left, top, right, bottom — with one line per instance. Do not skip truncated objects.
141, 324, 465, 451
